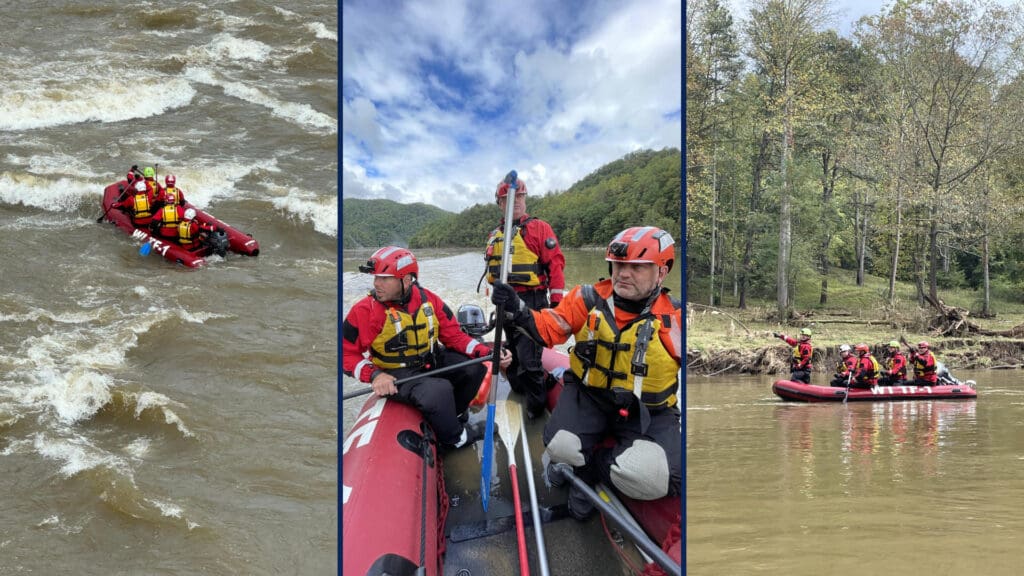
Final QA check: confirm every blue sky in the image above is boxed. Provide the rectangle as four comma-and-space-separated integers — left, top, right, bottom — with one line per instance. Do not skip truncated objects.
341, 0, 683, 213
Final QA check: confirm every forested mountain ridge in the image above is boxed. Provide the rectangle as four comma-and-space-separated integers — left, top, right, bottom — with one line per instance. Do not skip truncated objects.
410, 147, 681, 248
341, 198, 451, 248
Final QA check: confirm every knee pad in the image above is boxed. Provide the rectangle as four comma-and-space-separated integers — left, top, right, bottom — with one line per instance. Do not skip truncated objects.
610, 440, 669, 500
545, 430, 586, 467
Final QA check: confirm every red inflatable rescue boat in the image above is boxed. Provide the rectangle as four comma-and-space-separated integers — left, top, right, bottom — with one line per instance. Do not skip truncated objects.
772, 379, 978, 402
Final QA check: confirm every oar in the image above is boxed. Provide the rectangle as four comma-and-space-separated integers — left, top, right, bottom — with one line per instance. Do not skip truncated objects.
139, 241, 152, 256
495, 400, 529, 576
517, 392, 550, 576
482, 169, 519, 512
97, 185, 127, 223
596, 483, 654, 565
342, 355, 491, 401
842, 370, 853, 404
548, 463, 680, 576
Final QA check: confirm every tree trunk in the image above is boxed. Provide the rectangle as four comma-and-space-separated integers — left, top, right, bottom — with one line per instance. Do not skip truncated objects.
777, 75, 792, 321
983, 217, 991, 316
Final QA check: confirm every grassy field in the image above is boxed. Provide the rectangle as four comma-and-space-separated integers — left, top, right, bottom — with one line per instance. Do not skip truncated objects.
686, 268, 1024, 373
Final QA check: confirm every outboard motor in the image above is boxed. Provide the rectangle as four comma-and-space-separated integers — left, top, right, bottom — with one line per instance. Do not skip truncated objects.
205, 229, 230, 258
457, 304, 491, 338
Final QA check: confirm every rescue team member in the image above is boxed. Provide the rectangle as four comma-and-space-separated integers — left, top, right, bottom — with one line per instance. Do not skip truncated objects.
176, 208, 218, 251
343, 247, 512, 450
150, 202, 186, 240
162, 174, 186, 206
141, 166, 163, 197
829, 344, 858, 387
850, 344, 880, 389
878, 340, 908, 386
485, 173, 566, 420
491, 226, 681, 520
772, 328, 813, 384
908, 341, 938, 386
114, 180, 157, 227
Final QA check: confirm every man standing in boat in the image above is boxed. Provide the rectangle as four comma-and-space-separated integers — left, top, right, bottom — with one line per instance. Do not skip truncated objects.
490, 226, 681, 520
344, 246, 511, 450
484, 173, 566, 420
772, 328, 813, 384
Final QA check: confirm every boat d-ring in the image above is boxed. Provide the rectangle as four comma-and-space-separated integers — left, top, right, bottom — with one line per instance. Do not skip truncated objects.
454, 570, 472, 576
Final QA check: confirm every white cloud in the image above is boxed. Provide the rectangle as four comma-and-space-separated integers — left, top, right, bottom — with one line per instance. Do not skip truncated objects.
342, 0, 682, 214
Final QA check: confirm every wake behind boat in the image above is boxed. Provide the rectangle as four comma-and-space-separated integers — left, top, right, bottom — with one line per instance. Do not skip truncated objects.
772, 379, 978, 402
342, 346, 681, 575
99, 180, 259, 268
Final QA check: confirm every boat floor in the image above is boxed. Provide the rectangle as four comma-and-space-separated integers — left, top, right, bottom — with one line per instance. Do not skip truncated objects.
441, 381, 651, 575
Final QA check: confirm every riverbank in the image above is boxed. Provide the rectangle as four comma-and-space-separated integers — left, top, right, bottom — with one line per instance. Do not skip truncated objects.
685, 302, 1024, 377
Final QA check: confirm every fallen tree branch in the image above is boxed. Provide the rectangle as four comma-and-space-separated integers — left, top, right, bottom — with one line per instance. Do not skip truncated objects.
687, 303, 753, 335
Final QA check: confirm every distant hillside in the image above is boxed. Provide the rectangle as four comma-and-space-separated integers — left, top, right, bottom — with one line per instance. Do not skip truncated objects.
410, 148, 681, 248
342, 198, 451, 248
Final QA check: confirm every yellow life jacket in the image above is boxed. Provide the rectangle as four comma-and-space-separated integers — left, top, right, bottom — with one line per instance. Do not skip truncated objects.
160, 205, 181, 226
164, 187, 182, 205
485, 219, 542, 287
131, 193, 153, 218
567, 285, 679, 409
178, 220, 196, 244
369, 287, 439, 369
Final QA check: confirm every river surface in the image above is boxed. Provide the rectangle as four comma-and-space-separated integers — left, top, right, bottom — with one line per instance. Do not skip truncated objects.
687, 371, 1021, 576
342, 247, 683, 575
1, 3, 337, 575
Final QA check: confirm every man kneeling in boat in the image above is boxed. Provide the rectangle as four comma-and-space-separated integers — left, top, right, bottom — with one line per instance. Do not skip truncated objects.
850, 344, 881, 389
878, 340, 908, 386
343, 247, 511, 450
829, 344, 857, 387
491, 226, 681, 520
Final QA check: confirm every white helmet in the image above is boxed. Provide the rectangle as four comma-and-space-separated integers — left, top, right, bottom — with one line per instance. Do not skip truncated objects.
135, 180, 147, 192
184, 208, 197, 220
839, 344, 851, 353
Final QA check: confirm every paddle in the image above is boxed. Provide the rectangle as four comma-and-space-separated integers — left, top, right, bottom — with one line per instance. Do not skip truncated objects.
495, 400, 529, 576
341, 355, 491, 401
97, 184, 127, 223
842, 369, 853, 404
517, 389, 550, 576
548, 464, 680, 576
482, 169, 519, 512
139, 241, 152, 256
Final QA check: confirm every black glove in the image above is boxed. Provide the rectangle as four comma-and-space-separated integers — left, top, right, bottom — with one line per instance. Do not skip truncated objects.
491, 281, 521, 310
772, 332, 781, 338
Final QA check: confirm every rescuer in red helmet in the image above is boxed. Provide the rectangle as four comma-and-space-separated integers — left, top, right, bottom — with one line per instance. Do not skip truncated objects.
491, 226, 681, 520
343, 246, 511, 450
485, 171, 565, 420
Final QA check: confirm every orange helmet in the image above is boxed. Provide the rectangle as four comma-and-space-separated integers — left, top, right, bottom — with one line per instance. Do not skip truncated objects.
495, 172, 527, 203
854, 343, 870, 355
606, 226, 675, 271
359, 246, 418, 279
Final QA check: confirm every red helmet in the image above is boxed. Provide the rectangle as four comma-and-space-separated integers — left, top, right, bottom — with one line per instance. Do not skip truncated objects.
918, 341, 930, 350
495, 179, 527, 203
359, 246, 418, 279
127, 172, 135, 182
166, 174, 176, 186
854, 343, 870, 355
606, 226, 675, 271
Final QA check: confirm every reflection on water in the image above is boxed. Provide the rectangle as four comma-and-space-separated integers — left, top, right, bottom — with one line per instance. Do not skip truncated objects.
687, 373, 1024, 576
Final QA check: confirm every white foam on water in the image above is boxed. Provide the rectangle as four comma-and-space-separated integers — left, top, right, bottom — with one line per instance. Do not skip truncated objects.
271, 190, 338, 237
33, 433, 129, 478
0, 173, 111, 212
134, 391, 194, 438
0, 76, 196, 131
184, 65, 336, 134
307, 22, 337, 42
182, 33, 273, 65
124, 437, 151, 459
